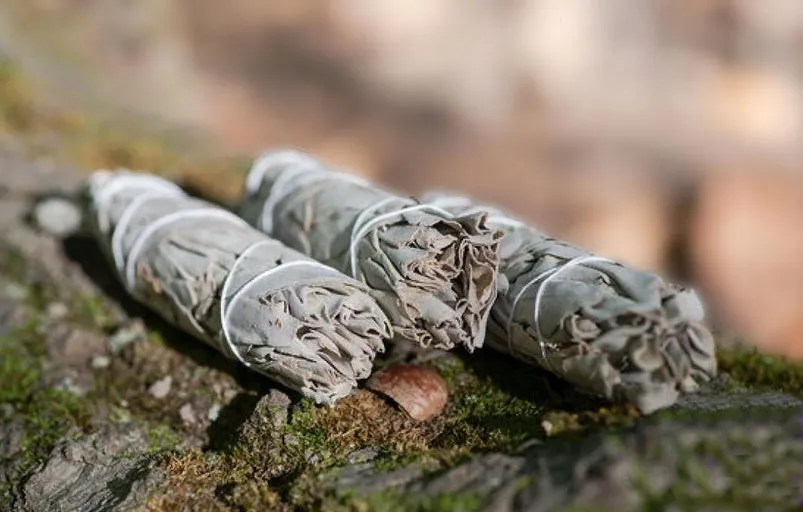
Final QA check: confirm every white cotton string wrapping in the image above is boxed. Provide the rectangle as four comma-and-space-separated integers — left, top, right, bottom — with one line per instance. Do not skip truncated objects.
85, 169, 392, 405
347, 199, 457, 279
505, 255, 612, 373
239, 150, 503, 352
217, 242, 335, 366
247, 150, 369, 234
425, 192, 717, 415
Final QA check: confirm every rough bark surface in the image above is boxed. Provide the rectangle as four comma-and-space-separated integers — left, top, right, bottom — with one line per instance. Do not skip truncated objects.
15, 426, 162, 512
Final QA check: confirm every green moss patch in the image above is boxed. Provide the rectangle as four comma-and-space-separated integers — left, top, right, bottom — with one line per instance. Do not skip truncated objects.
718, 347, 803, 397
0, 314, 91, 504
0, 243, 214, 506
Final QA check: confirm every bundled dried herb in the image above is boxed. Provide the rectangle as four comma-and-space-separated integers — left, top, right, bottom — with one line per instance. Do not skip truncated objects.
424, 193, 717, 413
239, 150, 501, 351
84, 170, 392, 405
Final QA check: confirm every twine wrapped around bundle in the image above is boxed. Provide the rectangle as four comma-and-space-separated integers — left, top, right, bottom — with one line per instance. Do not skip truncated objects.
239, 150, 502, 351
85, 170, 392, 405
424, 193, 717, 414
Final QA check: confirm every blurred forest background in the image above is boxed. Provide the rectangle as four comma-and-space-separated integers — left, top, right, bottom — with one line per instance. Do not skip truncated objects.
1, 0, 802, 359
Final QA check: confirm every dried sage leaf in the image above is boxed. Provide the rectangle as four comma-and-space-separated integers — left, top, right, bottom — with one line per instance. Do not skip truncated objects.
366, 364, 448, 421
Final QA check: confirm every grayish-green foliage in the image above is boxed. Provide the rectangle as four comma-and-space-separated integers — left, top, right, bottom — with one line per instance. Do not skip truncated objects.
240, 150, 502, 352
424, 194, 717, 414
85, 170, 391, 405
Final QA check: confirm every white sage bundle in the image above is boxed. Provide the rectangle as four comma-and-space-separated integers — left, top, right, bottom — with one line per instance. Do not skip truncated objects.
239, 150, 501, 351
424, 193, 717, 414
84, 170, 392, 405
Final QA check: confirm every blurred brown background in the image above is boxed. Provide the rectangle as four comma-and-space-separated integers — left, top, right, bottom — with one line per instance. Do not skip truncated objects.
1, 0, 802, 358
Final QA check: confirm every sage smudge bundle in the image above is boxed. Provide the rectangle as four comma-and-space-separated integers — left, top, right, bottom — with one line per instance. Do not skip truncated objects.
85, 170, 392, 405
239, 150, 501, 351
424, 193, 717, 414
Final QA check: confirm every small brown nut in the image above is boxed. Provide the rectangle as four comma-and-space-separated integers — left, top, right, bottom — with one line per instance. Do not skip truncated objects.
366, 365, 448, 421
